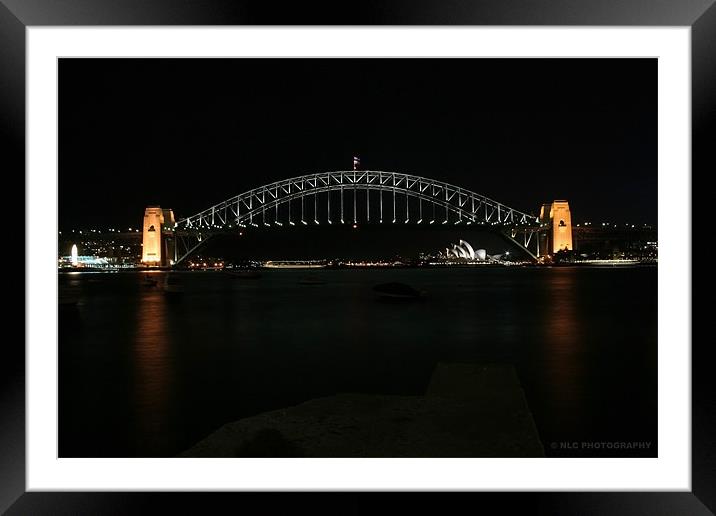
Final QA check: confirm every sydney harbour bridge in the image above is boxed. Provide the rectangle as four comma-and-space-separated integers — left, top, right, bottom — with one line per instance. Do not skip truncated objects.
141, 170, 569, 266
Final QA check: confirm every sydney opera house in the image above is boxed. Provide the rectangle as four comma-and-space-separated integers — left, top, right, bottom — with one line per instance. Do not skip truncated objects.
444, 240, 490, 261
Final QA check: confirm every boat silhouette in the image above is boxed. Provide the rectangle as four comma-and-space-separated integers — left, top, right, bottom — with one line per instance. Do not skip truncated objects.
372, 282, 426, 301
162, 274, 185, 295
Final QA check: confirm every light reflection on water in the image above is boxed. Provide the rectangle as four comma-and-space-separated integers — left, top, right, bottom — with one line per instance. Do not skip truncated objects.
59, 267, 657, 458
543, 268, 581, 409
133, 289, 171, 443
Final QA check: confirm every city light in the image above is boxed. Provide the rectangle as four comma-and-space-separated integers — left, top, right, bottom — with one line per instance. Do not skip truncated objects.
58, 182, 657, 271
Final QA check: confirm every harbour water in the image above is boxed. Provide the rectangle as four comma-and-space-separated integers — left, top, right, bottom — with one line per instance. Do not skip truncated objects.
59, 266, 657, 458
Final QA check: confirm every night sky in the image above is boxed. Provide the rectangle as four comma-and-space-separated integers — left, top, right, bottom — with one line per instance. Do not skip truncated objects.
59, 58, 656, 230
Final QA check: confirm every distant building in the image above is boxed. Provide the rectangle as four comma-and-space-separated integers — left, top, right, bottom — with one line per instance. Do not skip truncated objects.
572, 225, 657, 257
58, 254, 109, 268
445, 240, 488, 261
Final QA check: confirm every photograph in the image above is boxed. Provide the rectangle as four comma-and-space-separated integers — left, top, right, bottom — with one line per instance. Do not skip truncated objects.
57, 57, 657, 459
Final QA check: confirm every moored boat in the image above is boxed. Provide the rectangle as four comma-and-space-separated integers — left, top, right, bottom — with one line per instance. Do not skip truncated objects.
162, 274, 185, 295
143, 275, 158, 287
372, 282, 426, 300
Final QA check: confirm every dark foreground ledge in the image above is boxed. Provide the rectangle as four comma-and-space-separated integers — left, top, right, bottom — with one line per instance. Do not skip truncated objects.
180, 363, 544, 458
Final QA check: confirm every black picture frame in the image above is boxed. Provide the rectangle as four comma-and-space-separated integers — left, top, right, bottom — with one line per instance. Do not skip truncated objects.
2, 1, 710, 513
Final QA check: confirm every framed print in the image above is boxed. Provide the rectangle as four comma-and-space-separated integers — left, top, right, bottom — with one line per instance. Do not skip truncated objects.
2, 0, 712, 514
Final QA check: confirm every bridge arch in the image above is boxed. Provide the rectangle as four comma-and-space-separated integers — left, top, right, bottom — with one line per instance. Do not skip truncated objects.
172, 171, 542, 264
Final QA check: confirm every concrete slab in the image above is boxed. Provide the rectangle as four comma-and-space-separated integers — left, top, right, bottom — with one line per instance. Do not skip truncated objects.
180, 363, 544, 457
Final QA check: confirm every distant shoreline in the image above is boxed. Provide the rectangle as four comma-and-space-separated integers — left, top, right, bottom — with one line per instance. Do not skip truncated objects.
57, 262, 657, 273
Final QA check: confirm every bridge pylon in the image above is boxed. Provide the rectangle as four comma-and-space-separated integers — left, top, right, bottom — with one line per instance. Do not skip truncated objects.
141, 206, 176, 267
537, 200, 573, 259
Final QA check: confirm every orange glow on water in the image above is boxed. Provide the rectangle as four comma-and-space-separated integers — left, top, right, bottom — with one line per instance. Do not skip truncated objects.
133, 285, 171, 442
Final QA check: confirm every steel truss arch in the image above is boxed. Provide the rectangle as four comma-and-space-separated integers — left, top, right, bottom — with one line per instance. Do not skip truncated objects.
172, 171, 541, 264
176, 171, 538, 229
